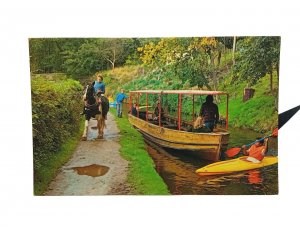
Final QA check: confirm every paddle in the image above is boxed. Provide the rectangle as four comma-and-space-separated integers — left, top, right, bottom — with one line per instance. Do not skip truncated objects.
225, 128, 278, 158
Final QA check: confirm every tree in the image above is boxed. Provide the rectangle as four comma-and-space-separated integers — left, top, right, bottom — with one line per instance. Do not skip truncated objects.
233, 36, 280, 92
29, 38, 139, 78
137, 37, 222, 89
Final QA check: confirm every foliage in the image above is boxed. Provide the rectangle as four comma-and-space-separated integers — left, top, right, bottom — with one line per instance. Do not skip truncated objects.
29, 38, 141, 78
137, 37, 228, 89
232, 36, 281, 87
29, 38, 86, 73
218, 72, 279, 131
31, 75, 83, 172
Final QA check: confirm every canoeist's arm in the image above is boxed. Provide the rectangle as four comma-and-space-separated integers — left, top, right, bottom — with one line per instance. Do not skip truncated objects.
263, 138, 269, 155
242, 145, 249, 155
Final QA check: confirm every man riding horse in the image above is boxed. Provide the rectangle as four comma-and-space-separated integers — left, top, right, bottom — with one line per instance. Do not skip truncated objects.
81, 84, 109, 140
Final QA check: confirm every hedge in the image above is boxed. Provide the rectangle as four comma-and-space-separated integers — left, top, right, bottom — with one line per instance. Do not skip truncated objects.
31, 75, 83, 172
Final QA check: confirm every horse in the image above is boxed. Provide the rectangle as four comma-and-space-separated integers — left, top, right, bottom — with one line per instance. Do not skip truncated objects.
81, 84, 109, 140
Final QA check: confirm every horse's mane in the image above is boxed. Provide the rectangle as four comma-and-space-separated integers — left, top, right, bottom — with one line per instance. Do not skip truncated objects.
85, 86, 97, 105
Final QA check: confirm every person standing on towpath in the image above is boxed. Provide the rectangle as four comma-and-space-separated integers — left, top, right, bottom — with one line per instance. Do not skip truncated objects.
116, 89, 128, 118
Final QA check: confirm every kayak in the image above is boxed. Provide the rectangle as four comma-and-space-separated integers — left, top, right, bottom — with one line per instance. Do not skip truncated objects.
196, 156, 278, 176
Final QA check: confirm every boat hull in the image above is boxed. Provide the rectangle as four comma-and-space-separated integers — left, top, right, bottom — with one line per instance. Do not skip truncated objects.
128, 115, 229, 161
196, 156, 278, 176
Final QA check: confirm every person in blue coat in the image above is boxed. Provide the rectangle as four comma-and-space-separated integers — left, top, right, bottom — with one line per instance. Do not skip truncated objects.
116, 89, 128, 117
92, 74, 105, 95
80, 74, 106, 115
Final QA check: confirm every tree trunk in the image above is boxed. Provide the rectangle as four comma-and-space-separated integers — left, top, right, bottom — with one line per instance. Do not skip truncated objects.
276, 62, 279, 83
210, 53, 215, 66
217, 50, 222, 66
112, 49, 116, 70
232, 36, 237, 65
270, 70, 273, 93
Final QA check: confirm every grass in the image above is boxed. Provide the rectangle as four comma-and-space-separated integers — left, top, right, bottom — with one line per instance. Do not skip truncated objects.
34, 119, 85, 195
110, 108, 170, 195
218, 72, 278, 132
96, 62, 278, 131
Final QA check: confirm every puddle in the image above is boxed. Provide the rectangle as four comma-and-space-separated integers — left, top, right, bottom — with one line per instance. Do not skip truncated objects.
72, 164, 109, 177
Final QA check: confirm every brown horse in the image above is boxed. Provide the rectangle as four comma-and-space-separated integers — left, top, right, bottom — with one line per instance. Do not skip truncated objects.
81, 85, 109, 140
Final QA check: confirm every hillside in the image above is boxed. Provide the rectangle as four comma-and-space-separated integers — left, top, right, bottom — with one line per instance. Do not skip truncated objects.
96, 65, 278, 132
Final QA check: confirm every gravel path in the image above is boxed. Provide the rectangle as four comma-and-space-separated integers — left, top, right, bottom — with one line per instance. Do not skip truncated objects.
44, 112, 135, 195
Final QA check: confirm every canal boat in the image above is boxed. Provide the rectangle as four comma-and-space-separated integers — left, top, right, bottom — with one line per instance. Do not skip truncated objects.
128, 90, 230, 161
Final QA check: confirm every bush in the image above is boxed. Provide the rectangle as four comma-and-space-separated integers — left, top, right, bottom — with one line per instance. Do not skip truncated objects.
31, 75, 83, 171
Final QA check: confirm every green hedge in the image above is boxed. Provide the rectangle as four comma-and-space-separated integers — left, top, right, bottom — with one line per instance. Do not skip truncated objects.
31, 75, 83, 172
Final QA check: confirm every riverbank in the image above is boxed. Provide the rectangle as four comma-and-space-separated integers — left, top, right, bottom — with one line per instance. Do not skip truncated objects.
110, 108, 170, 195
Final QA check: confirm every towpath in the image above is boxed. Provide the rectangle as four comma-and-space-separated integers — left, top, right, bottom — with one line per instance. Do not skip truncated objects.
44, 113, 134, 195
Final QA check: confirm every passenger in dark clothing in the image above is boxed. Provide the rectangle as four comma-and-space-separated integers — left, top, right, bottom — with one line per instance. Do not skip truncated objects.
200, 95, 219, 132
130, 103, 138, 117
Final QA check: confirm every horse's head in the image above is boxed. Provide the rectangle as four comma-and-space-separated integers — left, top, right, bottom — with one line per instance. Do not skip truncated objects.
84, 84, 95, 99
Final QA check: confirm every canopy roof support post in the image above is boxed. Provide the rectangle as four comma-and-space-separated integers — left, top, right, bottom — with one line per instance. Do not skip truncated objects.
178, 94, 182, 130
146, 93, 148, 122
226, 94, 229, 130
129, 93, 132, 115
137, 93, 140, 118
192, 95, 195, 122
159, 93, 162, 127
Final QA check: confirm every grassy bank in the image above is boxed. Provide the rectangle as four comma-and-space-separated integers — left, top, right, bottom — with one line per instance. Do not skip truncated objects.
34, 120, 84, 195
218, 72, 278, 132
101, 65, 278, 132
110, 108, 170, 195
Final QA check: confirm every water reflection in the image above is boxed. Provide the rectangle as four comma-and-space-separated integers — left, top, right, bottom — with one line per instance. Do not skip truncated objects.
145, 138, 278, 195
72, 164, 109, 177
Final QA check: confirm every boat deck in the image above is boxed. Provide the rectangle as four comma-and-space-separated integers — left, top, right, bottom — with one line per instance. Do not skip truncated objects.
136, 110, 227, 133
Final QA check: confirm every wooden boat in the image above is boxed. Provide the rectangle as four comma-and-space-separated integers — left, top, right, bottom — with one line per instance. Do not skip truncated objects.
128, 90, 230, 161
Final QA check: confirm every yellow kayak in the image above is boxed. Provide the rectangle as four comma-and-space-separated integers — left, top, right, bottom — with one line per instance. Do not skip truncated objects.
196, 156, 278, 176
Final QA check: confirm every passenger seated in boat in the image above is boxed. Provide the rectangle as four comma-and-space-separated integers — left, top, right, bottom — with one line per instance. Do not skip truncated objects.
200, 95, 219, 132
187, 116, 212, 133
153, 100, 165, 121
241, 138, 269, 163
129, 103, 138, 117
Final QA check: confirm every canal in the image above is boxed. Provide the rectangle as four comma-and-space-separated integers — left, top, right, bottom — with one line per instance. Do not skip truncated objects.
122, 104, 278, 195
145, 127, 278, 195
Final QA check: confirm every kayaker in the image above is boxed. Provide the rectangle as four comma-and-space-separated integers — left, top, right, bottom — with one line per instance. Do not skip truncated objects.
200, 95, 219, 132
241, 138, 269, 163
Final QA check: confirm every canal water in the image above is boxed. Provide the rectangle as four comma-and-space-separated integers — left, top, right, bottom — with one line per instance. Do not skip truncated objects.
145, 128, 278, 195
122, 104, 278, 195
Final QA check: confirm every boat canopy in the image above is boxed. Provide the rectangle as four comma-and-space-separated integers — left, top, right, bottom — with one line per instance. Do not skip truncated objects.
130, 90, 228, 95
129, 89, 229, 130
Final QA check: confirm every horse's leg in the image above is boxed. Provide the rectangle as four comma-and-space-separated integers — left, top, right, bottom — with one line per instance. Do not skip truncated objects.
82, 120, 89, 141
100, 118, 105, 137
96, 114, 103, 139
